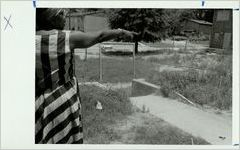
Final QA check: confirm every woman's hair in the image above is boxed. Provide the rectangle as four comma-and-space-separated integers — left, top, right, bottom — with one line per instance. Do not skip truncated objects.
36, 8, 67, 31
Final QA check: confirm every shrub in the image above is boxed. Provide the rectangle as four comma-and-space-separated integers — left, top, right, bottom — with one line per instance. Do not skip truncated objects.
160, 86, 171, 97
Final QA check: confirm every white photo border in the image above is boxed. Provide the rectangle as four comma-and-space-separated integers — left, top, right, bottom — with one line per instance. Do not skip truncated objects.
1, 0, 239, 149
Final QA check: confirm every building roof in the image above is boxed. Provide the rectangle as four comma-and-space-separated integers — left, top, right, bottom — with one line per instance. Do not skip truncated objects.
67, 11, 105, 17
188, 19, 213, 26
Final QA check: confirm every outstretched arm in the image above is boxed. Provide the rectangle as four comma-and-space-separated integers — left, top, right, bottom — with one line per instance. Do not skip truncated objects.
69, 29, 136, 49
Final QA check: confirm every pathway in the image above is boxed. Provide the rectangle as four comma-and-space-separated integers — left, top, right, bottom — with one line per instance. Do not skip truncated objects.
130, 95, 232, 145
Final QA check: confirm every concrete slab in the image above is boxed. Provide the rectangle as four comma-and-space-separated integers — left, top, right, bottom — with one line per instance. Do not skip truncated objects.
130, 95, 232, 145
131, 79, 160, 97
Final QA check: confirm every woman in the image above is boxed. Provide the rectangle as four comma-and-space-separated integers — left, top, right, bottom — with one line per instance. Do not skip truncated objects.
35, 8, 137, 144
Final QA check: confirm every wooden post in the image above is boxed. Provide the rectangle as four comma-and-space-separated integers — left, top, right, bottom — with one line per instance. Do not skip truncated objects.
172, 36, 175, 50
82, 15, 87, 62
133, 43, 136, 78
184, 39, 188, 51
99, 44, 103, 82
68, 16, 71, 30
85, 48, 87, 61
84, 48, 87, 81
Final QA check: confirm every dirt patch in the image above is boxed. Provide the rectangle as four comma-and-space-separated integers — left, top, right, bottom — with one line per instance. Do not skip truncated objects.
109, 111, 146, 144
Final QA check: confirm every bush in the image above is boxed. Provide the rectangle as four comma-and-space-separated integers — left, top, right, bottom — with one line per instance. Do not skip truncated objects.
160, 86, 171, 97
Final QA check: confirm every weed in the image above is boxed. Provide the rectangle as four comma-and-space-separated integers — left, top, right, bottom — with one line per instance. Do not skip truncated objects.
160, 86, 171, 97
80, 85, 133, 143
147, 55, 232, 110
146, 53, 181, 66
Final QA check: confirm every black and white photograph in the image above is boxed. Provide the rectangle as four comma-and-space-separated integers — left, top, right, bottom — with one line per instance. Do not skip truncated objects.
35, 8, 233, 145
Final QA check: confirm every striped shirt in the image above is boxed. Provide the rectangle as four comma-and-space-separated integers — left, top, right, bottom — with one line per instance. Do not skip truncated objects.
35, 30, 83, 144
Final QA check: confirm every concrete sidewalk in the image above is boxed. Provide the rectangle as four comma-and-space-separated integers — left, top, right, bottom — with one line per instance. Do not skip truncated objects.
130, 95, 232, 145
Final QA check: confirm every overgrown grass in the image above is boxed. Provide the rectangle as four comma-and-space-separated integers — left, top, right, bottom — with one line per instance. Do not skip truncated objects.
76, 51, 232, 110
132, 114, 209, 145
75, 56, 154, 83
142, 41, 174, 48
147, 53, 181, 66
146, 52, 232, 70
80, 85, 210, 144
147, 55, 232, 110
80, 85, 133, 144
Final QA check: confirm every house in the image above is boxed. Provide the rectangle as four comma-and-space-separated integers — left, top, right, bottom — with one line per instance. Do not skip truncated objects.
64, 11, 109, 32
181, 19, 213, 36
210, 9, 232, 50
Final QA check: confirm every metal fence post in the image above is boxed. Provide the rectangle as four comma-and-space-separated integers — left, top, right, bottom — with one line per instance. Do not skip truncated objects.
172, 36, 175, 50
85, 48, 87, 61
99, 44, 103, 82
133, 43, 136, 78
185, 39, 188, 51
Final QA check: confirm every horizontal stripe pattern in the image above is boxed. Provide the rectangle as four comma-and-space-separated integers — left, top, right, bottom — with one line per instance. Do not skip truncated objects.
57, 126, 83, 144
36, 30, 82, 144
42, 85, 77, 119
67, 132, 83, 144
50, 117, 80, 143
35, 79, 82, 144
42, 100, 80, 140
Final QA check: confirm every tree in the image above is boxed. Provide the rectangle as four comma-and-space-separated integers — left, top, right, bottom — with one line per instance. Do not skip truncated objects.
162, 9, 214, 35
162, 9, 196, 35
107, 9, 169, 53
106, 9, 214, 53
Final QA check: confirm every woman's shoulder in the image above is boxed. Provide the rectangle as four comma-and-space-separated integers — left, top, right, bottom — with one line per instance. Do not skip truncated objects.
36, 29, 72, 35
36, 29, 72, 52
36, 29, 57, 35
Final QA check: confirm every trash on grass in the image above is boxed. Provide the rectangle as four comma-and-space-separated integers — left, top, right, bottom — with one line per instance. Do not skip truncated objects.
96, 101, 103, 110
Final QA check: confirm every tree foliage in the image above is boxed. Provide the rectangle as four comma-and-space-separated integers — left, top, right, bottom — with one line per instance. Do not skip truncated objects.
107, 9, 214, 39
107, 9, 169, 42
163, 9, 196, 35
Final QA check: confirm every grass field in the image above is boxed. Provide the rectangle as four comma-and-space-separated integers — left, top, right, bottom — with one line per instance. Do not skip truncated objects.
131, 112, 209, 145
75, 56, 154, 83
74, 40, 231, 144
75, 51, 232, 110
80, 85, 133, 144
146, 54, 232, 110
80, 85, 209, 144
